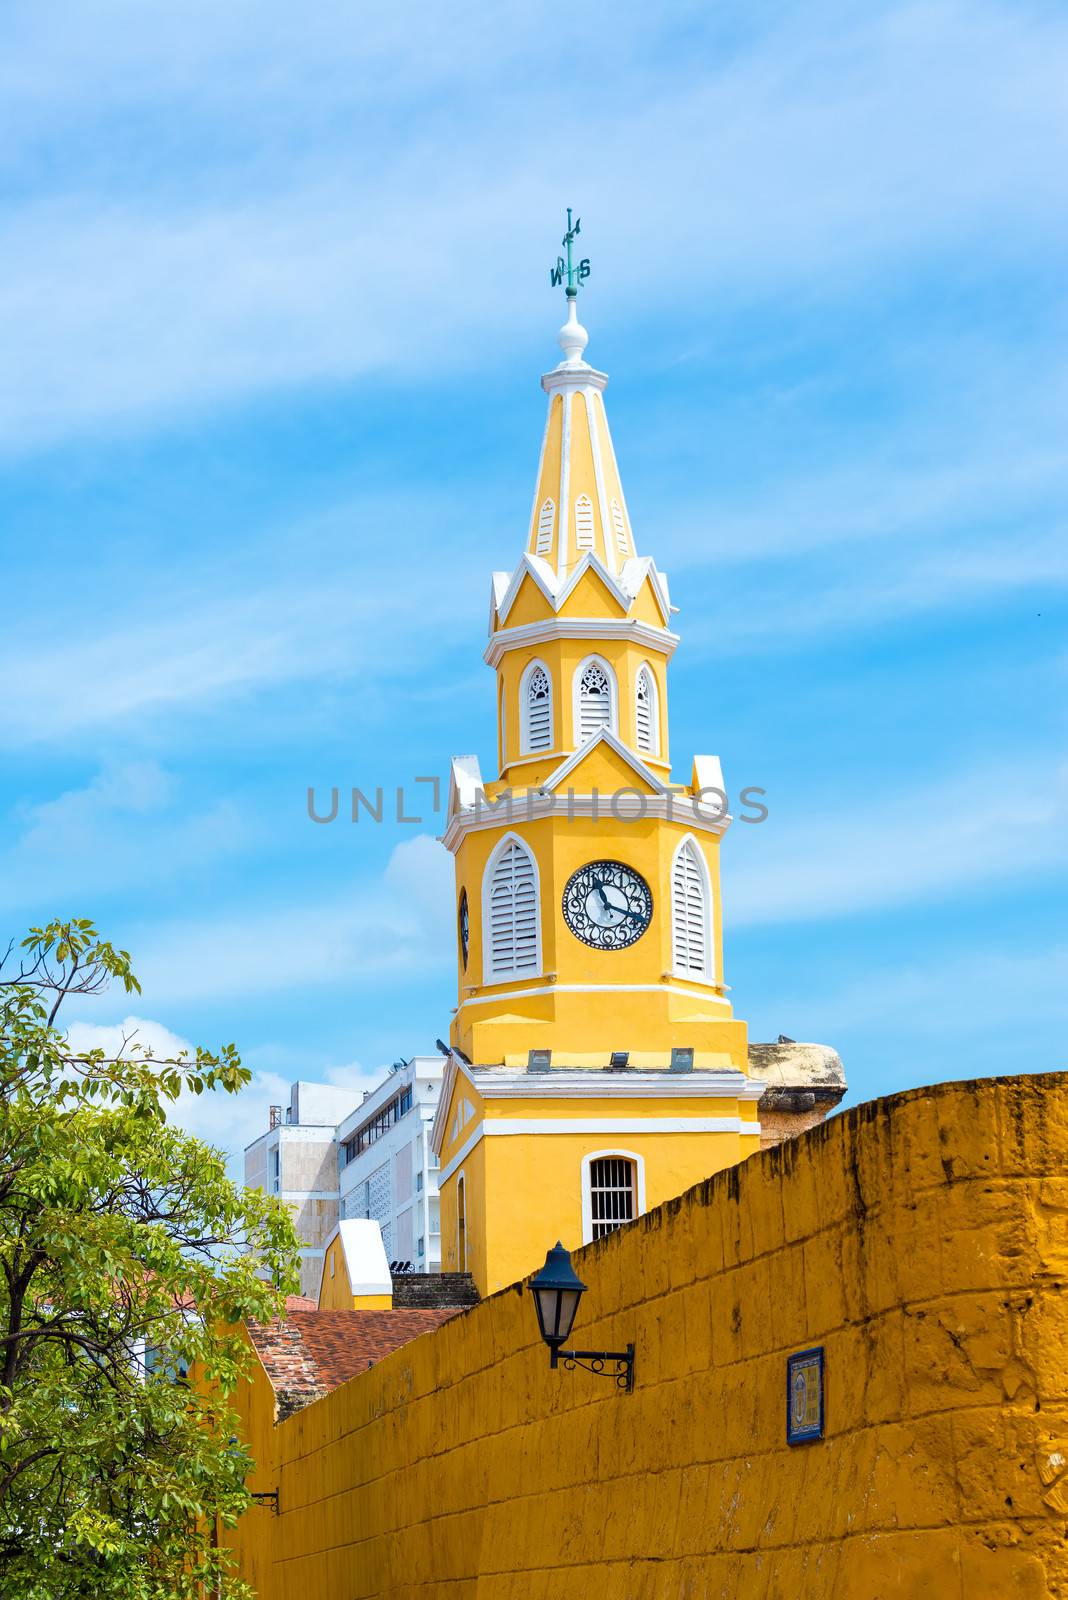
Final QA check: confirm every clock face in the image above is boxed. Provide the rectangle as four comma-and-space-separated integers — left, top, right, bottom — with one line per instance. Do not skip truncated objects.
458, 889, 469, 969
562, 860, 653, 950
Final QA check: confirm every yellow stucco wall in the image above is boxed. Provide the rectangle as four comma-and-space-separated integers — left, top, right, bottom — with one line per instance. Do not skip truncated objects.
451, 802, 741, 1068
223, 1073, 1068, 1597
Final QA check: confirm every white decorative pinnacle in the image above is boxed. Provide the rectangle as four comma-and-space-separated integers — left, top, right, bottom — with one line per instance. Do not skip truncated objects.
556, 295, 590, 369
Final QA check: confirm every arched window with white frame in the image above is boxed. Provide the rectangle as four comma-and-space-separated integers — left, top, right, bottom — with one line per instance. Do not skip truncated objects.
581, 1150, 646, 1244
634, 664, 659, 756
519, 660, 553, 754
456, 1171, 467, 1271
574, 655, 617, 744
482, 834, 541, 983
671, 836, 714, 982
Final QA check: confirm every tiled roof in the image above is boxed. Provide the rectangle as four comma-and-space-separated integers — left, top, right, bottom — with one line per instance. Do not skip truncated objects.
248, 1308, 463, 1419
284, 1293, 319, 1311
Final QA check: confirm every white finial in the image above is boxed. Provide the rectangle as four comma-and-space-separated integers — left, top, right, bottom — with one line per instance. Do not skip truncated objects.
557, 295, 589, 369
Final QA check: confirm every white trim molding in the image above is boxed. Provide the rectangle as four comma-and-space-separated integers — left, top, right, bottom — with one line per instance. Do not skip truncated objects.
439, 1116, 761, 1186
581, 1148, 647, 1244
441, 785, 730, 852
485, 615, 679, 670
456, 980, 732, 1009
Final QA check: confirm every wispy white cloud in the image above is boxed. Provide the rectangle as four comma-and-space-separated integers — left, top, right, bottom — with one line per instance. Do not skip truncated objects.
725, 753, 1068, 925
61, 1013, 383, 1166
0, 760, 251, 912
1, 1, 1065, 449
129, 832, 454, 1007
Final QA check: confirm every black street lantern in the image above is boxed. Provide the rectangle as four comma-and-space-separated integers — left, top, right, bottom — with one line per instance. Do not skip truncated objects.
528, 1242, 635, 1392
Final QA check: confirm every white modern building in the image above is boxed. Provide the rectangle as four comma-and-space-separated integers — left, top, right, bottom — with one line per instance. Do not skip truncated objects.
336, 1057, 444, 1270
244, 1079, 366, 1298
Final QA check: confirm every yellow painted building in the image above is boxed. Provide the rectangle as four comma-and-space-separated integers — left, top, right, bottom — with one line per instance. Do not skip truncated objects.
435, 285, 791, 1295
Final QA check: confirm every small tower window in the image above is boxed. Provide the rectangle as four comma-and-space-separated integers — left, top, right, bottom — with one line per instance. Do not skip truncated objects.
574, 495, 595, 551
520, 661, 553, 754
535, 498, 555, 556
672, 837, 712, 981
580, 1150, 646, 1243
483, 836, 540, 982
611, 499, 629, 555
635, 665, 658, 756
576, 658, 615, 743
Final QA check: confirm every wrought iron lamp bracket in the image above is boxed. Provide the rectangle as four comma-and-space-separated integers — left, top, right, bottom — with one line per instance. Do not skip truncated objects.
250, 1489, 280, 1515
552, 1342, 635, 1392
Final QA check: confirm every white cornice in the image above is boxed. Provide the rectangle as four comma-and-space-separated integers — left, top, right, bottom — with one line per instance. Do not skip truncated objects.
484, 616, 679, 669
438, 1110, 763, 1185
542, 365, 608, 395
456, 980, 733, 1009
464, 1068, 760, 1100
441, 788, 731, 851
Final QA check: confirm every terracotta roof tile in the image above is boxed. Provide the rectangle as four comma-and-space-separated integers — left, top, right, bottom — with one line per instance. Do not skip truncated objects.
248, 1308, 463, 1418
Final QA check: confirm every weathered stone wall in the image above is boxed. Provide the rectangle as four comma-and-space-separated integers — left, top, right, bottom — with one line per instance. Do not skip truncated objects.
227, 1073, 1068, 1597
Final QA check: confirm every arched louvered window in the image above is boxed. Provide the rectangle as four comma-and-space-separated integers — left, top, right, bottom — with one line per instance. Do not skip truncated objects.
574, 494, 595, 551
483, 836, 540, 982
535, 498, 555, 556
611, 499, 629, 555
635, 665, 658, 755
520, 661, 553, 754
575, 657, 616, 743
672, 838, 713, 981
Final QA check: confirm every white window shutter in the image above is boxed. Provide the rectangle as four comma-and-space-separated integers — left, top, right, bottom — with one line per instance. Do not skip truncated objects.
578, 661, 612, 742
525, 665, 552, 753
574, 495, 595, 551
535, 498, 555, 555
672, 841, 709, 978
635, 667, 654, 753
487, 841, 539, 980
611, 499, 628, 555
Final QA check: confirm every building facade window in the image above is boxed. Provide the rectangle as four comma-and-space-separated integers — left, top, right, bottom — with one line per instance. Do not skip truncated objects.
575, 656, 616, 744
581, 1150, 646, 1244
341, 1083, 416, 1164
482, 834, 540, 982
671, 836, 713, 981
520, 660, 553, 754
635, 664, 658, 755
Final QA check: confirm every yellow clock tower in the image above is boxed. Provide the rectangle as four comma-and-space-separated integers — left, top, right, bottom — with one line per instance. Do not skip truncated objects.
428, 228, 812, 1296
444, 279, 748, 1075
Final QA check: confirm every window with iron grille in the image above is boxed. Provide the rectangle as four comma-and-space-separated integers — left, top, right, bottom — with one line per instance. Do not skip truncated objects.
588, 1156, 637, 1239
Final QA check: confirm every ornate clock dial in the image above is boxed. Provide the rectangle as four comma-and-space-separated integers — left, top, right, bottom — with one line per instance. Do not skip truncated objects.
562, 860, 652, 950
458, 888, 470, 969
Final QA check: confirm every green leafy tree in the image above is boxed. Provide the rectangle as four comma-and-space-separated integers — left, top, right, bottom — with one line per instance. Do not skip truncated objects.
0, 919, 299, 1599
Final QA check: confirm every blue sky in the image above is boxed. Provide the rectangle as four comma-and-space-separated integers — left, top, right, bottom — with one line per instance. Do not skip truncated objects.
3, 0, 1066, 1167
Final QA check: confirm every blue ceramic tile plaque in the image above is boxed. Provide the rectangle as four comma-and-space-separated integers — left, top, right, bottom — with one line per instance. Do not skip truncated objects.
787, 1346, 824, 1444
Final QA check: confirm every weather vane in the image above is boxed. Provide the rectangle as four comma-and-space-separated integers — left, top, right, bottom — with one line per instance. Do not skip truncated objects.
550, 208, 590, 298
